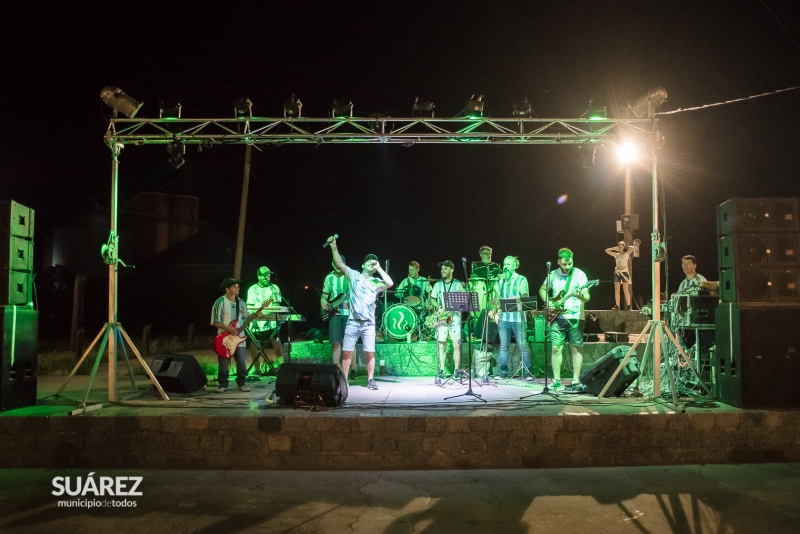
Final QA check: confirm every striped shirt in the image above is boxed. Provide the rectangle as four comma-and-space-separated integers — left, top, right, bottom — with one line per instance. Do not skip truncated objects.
246, 283, 282, 333
430, 278, 466, 323
346, 266, 386, 323
498, 273, 530, 323
211, 296, 249, 345
322, 271, 350, 315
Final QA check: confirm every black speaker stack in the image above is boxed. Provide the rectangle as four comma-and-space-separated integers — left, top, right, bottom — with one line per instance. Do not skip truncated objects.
715, 197, 800, 408
149, 353, 208, 393
275, 363, 348, 407
0, 200, 37, 411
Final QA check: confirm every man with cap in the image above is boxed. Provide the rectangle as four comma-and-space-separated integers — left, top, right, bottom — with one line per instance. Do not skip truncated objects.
429, 260, 466, 384
211, 277, 255, 392
394, 260, 431, 312
320, 254, 356, 378
325, 235, 392, 390
246, 266, 284, 373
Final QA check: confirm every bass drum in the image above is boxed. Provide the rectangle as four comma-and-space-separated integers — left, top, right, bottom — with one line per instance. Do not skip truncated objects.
383, 304, 418, 340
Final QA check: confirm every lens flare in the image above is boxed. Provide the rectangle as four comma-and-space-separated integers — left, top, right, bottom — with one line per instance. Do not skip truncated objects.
557, 194, 568, 204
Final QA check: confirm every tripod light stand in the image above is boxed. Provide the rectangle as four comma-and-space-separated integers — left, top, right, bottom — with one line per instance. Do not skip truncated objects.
56, 142, 169, 414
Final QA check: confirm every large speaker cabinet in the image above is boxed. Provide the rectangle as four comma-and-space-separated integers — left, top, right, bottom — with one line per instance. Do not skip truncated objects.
1, 305, 38, 411
715, 303, 799, 408
275, 363, 348, 407
149, 353, 207, 393
717, 198, 799, 235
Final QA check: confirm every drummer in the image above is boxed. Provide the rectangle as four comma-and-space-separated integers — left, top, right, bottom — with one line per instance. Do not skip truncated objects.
469, 245, 502, 314
395, 261, 432, 311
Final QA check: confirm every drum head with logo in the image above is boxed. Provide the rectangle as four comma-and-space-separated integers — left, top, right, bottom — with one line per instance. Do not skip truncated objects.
384, 304, 418, 339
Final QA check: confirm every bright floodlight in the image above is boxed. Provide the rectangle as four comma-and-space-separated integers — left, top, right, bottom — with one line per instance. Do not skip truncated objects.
617, 141, 638, 163
100, 86, 143, 118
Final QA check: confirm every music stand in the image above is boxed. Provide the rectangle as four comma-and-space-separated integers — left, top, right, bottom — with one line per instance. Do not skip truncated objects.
442, 291, 486, 403
499, 297, 537, 381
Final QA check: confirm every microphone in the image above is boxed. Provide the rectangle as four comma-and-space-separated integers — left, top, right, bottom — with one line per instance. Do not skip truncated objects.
546, 261, 551, 269
322, 234, 338, 248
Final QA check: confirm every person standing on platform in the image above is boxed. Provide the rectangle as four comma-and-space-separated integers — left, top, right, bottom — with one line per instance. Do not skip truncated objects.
321, 255, 356, 379
677, 255, 707, 294
211, 277, 253, 393
539, 248, 591, 392
604, 240, 639, 310
327, 236, 392, 391
495, 256, 534, 381
246, 266, 284, 374
429, 260, 466, 383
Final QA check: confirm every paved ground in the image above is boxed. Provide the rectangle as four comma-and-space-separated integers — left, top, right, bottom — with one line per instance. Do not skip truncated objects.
1, 464, 799, 533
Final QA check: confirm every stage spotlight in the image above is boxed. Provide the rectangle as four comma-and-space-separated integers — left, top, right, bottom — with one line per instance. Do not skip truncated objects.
579, 144, 597, 169
412, 97, 435, 117
588, 99, 607, 120
630, 87, 667, 118
233, 97, 252, 118
283, 94, 302, 117
512, 97, 532, 117
465, 94, 484, 118
616, 141, 638, 163
158, 98, 182, 119
331, 98, 353, 117
167, 142, 185, 169
100, 86, 143, 118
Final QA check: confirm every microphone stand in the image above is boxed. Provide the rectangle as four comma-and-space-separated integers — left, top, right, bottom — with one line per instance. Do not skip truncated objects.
282, 296, 297, 363
521, 262, 560, 402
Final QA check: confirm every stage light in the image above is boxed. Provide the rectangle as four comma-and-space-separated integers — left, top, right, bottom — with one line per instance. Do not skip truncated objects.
630, 87, 668, 118
331, 98, 353, 117
512, 97, 532, 117
465, 94, 484, 118
617, 141, 638, 163
233, 97, 252, 118
283, 94, 302, 117
588, 99, 607, 120
100, 86, 143, 118
412, 97, 435, 117
579, 144, 597, 169
167, 142, 185, 169
158, 98, 182, 119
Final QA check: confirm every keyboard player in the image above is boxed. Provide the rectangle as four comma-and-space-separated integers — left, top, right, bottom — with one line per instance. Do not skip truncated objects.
246, 266, 284, 374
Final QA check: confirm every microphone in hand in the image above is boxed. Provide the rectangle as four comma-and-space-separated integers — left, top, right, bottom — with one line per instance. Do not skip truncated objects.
322, 234, 339, 249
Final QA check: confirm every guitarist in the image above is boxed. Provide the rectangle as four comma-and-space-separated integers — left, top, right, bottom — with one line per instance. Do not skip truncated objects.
320, 255, 355, 378
538, 248, 591, 392
211, 277, 253, 393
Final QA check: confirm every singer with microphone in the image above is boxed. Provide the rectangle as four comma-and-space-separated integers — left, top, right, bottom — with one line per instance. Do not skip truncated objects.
326, 235, 393, 391
494, 256, 534, 381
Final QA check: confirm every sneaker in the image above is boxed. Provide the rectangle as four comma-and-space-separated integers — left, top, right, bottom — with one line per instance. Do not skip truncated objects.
494, 373, 509, 380
551, 379, 562, 389
367, 379, 378, 390
216, 387, 227, 393
525, 375, 534, 382
611, 305, 620, 310
238, 386, 251, 392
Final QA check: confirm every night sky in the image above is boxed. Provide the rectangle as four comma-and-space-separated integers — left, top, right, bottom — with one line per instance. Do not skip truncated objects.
4, 1, 800, 327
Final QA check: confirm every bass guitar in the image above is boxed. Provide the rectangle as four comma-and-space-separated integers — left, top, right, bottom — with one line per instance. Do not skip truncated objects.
545, 279, 599, 324
214, 299, 273, 359
320, 292, 348, 321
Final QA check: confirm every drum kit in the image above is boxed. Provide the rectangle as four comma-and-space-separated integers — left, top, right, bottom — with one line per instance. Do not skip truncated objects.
383, 279, 436, 340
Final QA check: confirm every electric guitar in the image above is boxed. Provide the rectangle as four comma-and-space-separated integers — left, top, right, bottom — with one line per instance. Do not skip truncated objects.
320, 292, 348, 321
545, 280, 599, 324
214, 299, 273, 359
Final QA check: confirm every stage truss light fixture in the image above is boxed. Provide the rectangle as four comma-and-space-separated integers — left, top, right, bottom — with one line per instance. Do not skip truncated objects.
616, 140, 638, 163
579, 144, 597, 169
167, 141, 185, 169
100, 86, 143, 118
331, 98, 353, 117
233, 97, 253, 118
630, 87, 668, 118
588, 99, 607, 120
412, 96, 435, 117
158, 98, 182, 119
513, 97, 532, 117
283, 94, 302, 117
465, 94, 484, 118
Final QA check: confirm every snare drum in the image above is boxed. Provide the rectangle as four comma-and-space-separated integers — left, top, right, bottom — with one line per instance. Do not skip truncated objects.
383, 304, 418, 339
403, 284, 424, 308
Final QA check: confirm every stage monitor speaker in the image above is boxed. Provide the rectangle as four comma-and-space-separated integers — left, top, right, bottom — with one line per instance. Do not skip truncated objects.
1, 306, 38, 411
720, 267, 799, 302
715, 303, 799, 408
149, 353, 207, 393
0, 200, 35, 239
717, 197, 799, 236
275, 363, 348, 407
579, 345, 640, 396
718, 233, 799, 269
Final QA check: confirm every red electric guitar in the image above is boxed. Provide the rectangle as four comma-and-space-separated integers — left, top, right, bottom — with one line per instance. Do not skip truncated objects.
545, 280, 599, 324
214, 299, 273, 358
